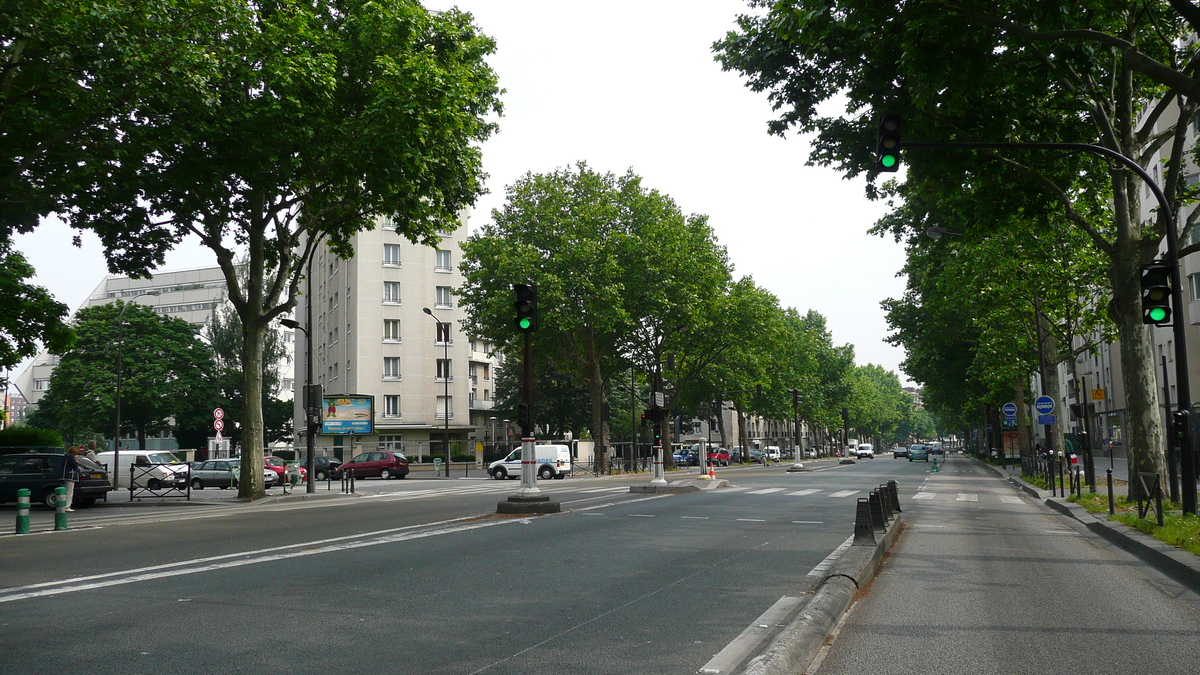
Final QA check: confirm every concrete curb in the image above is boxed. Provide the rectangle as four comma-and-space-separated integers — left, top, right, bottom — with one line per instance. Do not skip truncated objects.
737, 515, 902, 675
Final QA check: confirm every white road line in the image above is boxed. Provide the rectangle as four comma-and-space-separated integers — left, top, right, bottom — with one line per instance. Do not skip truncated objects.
828, 490, 860, 498
681, 516, 709, 520
746, 488, 785, 495
793, 520, 823, 524
807, 535, 854, 576
722, 486, 750, 492
956, 494, 978, 502
912, 492, 936, 500
1000, 496, 1024, 504
786, 489, 822, 496
628, 514, 656, 518
736, 518, 766, 522
581, 487, 630, 493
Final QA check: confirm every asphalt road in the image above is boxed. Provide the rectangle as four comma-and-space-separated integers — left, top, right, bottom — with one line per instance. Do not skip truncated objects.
810, 455, 1200, 675
0, 457, 931, 674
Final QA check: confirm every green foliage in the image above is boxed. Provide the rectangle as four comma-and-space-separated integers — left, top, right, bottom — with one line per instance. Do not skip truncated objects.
0, 246, 74, 376
0, 425, 63, 450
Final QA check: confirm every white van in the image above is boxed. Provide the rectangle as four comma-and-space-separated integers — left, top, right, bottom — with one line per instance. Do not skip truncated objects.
855, 443, 875, 459
764, 446, 781, 461
95, 449, 190, 489
487, 444, 572, 480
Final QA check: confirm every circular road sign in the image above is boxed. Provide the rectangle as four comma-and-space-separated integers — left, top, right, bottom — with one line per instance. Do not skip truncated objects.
213, 419, 225, 432
1002, 402, 1017, 417
1034, 396, 1055, 414
214, 408, 225, 420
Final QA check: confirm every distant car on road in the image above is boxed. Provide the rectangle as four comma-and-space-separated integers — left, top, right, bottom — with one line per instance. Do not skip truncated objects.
189, 459, 278, 489
893, 446, 909, 459
341, 451, 410, 480
707, 447, 731, 467
764, 446, 781, 461
908, 444, 929, 461
855, 443, 875, 459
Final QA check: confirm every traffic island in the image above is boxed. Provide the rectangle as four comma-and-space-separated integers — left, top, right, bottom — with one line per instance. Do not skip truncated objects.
786, 462, 812, 472
629, 478, 728, 494
496, 494, 561, 514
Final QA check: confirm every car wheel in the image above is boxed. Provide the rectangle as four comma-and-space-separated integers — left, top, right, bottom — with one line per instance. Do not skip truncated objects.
42, 490, 60, 509
539, 466, 554, 480
148, 478, 162, 489
191, 478, 204, 490
381, 469, 392, 480
493, 467, 507, 480
316, 470, 328, 481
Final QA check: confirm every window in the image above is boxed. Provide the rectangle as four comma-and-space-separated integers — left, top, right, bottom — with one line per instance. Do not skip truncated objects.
34, 379, 50, 391
1191, 273, 1200, 301
435, 249, 452, 272
481, 364, 490, 381
384, 319, 401, 341
384, 395, 400, 417
383, 244, 401, 266
436, 322, 452, 343
435, 286, 452, 308
384, 281, 401, 304
436, 359, 452, 380
379, 435, 403, 452
384, 357, 401, 379
437, 396, 453, 419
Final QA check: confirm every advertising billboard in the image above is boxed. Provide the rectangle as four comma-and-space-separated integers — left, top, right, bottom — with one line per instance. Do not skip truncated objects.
321, 395, 374, 435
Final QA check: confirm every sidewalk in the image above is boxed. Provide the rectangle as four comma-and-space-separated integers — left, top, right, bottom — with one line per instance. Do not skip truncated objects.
808, 456, 1200, 674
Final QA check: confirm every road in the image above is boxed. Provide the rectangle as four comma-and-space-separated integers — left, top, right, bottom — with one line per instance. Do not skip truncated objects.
0, 457, 928, 674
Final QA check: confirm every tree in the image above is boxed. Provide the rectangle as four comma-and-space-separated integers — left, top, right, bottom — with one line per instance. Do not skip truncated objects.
34, 302, 215, 449
46, 0, 501, 498
459, 163, 728, 461
714, 0, 1191, 495
0, 245, 73, 380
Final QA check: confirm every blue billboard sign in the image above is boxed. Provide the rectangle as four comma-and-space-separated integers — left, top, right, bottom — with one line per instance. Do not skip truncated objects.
321, 395, 375, 435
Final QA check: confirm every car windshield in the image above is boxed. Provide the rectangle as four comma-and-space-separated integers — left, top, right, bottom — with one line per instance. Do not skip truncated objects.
148, 452, 180, 464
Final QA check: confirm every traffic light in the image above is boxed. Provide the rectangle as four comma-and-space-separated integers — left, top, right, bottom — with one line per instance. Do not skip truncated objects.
516, 402, 531, 435
1140, 263, 1172, 325
512, 283, 538, 332
1172, 409, 1190, 442
876, 115, 901, 172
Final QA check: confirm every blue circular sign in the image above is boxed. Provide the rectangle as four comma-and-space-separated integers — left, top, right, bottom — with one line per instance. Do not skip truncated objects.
1034, 396, 1055, 414
1002, 402, 1017, 417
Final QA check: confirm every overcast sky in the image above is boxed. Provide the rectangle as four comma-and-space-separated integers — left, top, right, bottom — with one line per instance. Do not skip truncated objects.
12, 0, 912, 385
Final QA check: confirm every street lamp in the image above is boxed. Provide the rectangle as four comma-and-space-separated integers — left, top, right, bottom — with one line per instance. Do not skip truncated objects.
422, 307, 452, 476
925, 226, 964, 241
113, 290, 161, 489
489, 416, 497, 461
279, 318, 316, 493
502, 419, 510, 453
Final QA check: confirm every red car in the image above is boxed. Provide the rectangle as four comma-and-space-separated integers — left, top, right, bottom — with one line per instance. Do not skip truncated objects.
264, 456, 308, 482
706, 448, 731, 467
339, 451, 410, 480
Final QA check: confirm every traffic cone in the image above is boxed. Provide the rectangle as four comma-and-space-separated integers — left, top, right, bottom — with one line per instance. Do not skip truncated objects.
708, 466, 715, 479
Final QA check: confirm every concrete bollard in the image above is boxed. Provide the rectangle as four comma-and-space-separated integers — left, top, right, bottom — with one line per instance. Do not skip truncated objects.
868, 490, 887, 532
888, 480, 901, 512
16, 488, 30, 534
53, 486, 68, 531
853, 498, 876, 545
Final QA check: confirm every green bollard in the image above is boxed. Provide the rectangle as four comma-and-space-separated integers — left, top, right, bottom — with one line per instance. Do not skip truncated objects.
54, 486, 68, 531
16, 488, 30, 534
931, 457, 939, 473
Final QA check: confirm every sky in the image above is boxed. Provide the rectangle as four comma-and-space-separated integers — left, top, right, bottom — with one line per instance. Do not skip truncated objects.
11, 0, 912, 385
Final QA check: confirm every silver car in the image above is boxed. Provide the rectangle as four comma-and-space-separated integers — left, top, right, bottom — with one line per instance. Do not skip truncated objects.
189, 460, 278, 490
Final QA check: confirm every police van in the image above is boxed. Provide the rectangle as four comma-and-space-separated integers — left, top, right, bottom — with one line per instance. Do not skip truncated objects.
487, 444, 572, 480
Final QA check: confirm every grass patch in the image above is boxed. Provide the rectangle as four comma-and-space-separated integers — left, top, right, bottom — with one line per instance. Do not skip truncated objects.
1066, 491, 1200, 557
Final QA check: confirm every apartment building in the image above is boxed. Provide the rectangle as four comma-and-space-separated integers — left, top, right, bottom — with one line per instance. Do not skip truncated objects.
292, 212, 502, 460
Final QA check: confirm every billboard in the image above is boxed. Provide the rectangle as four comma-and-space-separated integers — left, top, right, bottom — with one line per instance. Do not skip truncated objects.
321, 395, 374, 435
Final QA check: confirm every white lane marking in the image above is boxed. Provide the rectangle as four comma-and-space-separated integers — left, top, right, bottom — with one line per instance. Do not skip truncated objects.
956, 494, 978, 502
793, 520, 823, 524
580, 487, 630, 493
912, 492, 937, 500
828, 490, 860, 498
0, 518, 521, 604
699, 596, 805, 675
787, 489, 822, 496
1000, 496, 1024, 504
746, 488, 785, 495
807, 535, 855, 576
736, 518, 766, 522
722, 486, 749, 492
914, 524, 946, 528
628, 514, 655, 518
681, 516, 709, 520
1044, 530, 1072, 534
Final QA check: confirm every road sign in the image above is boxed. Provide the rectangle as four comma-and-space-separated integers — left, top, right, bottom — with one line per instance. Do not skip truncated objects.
985, 424, 993, 432
1001, 419, 1016, 427
1002, 402, 1017, 417
214, 408, 224, 420
1034, 396, 1055, 414
652, 391, 665, 407
1004, 431, 1019, 440
213, 419, 225, 431
1092, 388, 1106, 401
1037, 414, 1056, 425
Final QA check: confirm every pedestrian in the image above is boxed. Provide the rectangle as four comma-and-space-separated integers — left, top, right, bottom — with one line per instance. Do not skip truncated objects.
82, 441, 98, 461
62, 448, 80, 512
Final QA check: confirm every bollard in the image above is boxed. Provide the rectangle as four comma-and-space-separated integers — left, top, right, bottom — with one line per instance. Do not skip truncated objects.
931, 456, 939, 472
888, 480, 902, 512
878, 485, 894, 522
54, 486, 68, 531
16, 488, 30, 534
853, 498, 876, 545
1107, 468, 1114, 515
868, 490, 886, 532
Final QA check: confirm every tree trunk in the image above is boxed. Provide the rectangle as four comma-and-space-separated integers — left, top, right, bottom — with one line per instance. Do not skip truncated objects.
1015, 376, 1030, 460
237, 313, 266, 498
1038, 313, 1067, 464
716, 403, 729, 447
587, 351, 606, 471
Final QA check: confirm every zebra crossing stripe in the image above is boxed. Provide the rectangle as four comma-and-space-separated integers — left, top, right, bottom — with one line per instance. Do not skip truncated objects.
786, 489, 822, 496
745, 488, 785, 495
956, 494, 978, 502
912, 492, 936, 500
1000, 496, 1023, 504
828, 490, 859, 498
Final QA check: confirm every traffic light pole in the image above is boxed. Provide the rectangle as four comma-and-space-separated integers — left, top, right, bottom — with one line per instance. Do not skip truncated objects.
906, 139, 1195, 514
519, 329, 539, 495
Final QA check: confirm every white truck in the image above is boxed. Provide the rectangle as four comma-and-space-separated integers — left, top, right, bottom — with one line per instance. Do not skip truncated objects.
488, 444, 572, 480
95, 449, 190, 489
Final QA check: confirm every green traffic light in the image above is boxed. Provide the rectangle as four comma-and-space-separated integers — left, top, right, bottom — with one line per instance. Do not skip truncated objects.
881, 154, 897, 168
518, 317, 532, 330
1149, 307, 1167, 322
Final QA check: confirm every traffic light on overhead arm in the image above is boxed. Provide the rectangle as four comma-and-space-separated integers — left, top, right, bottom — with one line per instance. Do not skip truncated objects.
1140, 263, 1172, 325
876, 115, 902, 172
512, 283, 538, 332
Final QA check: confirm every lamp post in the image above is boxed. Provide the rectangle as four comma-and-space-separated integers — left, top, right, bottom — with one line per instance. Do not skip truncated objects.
422, 307, 452, 476
502, 419, 510, 454
489, 416, 497, 461
112, 291, 160, 489
279, 318, 316, 493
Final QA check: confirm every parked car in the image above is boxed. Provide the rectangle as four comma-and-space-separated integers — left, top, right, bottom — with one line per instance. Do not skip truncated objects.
764, 446, 781, 461
908, 444, 929, 461
707, 447, 731, 466
0, 453, 111, 509
672, 449, 698, 466
893, 446, 909, 459
803, 448, 818, 459
340, 451, 410, 480
189, 459, 278, 489
309, 456, 342, 481
264, 456, 308, 482
488, 445, 571, 480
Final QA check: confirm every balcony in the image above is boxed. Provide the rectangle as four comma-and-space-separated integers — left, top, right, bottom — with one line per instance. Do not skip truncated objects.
470, 399, 494, 410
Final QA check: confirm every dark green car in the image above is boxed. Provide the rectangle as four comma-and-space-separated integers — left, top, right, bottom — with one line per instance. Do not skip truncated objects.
0, 453, 111, 508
